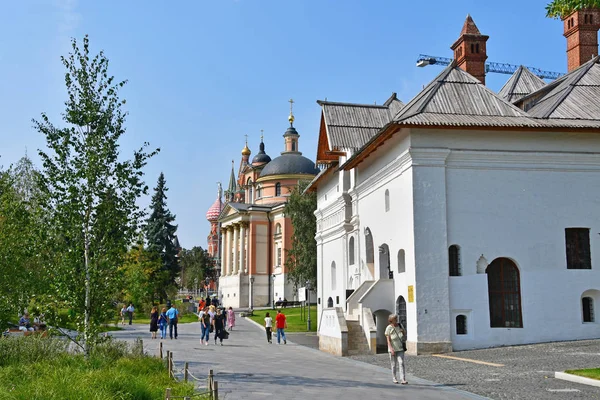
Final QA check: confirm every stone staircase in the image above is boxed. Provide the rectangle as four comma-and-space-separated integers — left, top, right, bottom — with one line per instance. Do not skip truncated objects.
347, 320, 370, 356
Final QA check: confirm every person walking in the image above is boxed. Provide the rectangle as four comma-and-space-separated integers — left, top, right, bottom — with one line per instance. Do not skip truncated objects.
120, 305, 127, 326
199, 306, 210, 345
158, 307, 168, 339
213, 308, 225, 346
149, 306, 158, 339
275, 310, 287, 344
126, 303, 135, 325
385, 314, 408, 384
227, 307, 235, 331
264, 312, 273, 343
166, 304, 179, 340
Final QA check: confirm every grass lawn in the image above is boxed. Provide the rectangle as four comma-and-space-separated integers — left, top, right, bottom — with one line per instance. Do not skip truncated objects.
565, 368, 600, 380
132, 312, 199, 325
248, 307, 317, 332
0, 336, 197, 400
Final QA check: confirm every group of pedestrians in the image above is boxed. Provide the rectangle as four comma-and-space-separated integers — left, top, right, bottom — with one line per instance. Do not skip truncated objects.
263, 310, 287, 344
198, 305, 236, 345
148, 304, 180, 339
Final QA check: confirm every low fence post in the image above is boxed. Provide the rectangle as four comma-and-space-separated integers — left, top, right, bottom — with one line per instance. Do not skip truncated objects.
159, 341, 163, 359
184, 361, 189, 382
213, 381, 219, 399
164, 388, 171, 400
139, 339, 144, 355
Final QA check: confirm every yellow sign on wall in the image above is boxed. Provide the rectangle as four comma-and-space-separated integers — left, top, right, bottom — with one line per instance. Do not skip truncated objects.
408, 285, 414, 303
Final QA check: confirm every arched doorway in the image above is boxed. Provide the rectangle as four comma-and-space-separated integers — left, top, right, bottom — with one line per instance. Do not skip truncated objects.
396, 296, 407, 330
365, 228, 374, 279
373, 309, 394, 353
486, 258, 523, 328
379, 243, 391, 279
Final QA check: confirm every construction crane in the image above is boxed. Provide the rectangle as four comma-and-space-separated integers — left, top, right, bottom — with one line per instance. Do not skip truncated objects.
416, 54, 564, 80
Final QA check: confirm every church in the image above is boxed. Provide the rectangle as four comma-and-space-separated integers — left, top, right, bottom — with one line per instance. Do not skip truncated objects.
206, 105, 319, 309
309, 12, 600, 355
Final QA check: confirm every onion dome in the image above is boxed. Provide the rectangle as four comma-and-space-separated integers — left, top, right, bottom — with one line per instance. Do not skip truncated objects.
241, 141, 251, 156
206, 185, 224, 221
259, 153, 319, 178
252, 138, 272, 165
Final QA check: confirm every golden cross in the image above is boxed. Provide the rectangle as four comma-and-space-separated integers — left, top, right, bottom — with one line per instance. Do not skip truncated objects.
244, 134, 248, 144
289, 98, 294, 115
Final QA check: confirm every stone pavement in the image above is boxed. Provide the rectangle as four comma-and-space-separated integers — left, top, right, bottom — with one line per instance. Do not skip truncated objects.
111, 316, 487, 400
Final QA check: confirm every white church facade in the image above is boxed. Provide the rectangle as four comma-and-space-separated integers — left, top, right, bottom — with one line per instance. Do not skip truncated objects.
309, 14, 600, 355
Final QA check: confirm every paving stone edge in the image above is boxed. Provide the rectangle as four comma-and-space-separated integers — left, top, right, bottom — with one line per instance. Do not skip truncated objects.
555, 371, 600, 388
241, 315, 491, 400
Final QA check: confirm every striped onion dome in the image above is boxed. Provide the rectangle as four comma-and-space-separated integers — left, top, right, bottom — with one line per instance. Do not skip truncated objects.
205, 196, 223, 222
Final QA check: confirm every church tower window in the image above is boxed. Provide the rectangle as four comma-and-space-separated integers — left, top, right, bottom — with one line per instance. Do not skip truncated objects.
583, 297, 595, 322
449, 245, 461, 276
275, 182, 281, 196
566, 228, 591, 269
486, 258, 523, 328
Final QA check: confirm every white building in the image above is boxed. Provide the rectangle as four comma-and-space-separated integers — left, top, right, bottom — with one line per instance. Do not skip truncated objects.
309, 15, 600, 355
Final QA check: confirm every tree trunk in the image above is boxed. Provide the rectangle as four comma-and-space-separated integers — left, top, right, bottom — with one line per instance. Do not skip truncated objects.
84, 223, 91, 358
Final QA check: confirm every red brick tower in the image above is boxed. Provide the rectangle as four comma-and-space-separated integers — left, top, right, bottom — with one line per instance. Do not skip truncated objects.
451, 15, 489, 84
563, 9, 600, 72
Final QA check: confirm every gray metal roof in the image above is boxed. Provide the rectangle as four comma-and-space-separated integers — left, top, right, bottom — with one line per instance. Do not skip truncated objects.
318, 93, 404, 150
524, 56, 600, 121
498, 66, 546, 103
258, 153, 319, 178
393, 64, 543, 128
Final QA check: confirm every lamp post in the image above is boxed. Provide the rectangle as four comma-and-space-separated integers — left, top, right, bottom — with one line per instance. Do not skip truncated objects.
306, 280, 312, 331
250, 276, 255, 311
205, 277, 210, 299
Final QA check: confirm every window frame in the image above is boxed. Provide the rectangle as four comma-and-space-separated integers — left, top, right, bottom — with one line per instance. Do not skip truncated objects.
583, 296, 595, 323
456, 315, 467, 335
486, 258, 523, 328
449, 245, 461, 276
566, 228, 591, 270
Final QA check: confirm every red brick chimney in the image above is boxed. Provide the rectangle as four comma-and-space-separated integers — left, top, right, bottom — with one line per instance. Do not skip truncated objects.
563, 9, 600, 71
451, 15, 489, 84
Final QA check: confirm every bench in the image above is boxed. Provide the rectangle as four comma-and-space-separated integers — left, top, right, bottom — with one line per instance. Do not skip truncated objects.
275, 300, 302, 308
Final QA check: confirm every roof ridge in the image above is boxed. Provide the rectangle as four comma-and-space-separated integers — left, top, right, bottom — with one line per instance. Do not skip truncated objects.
317, 100, 389, 109
506, 66, 525, 99
539, 58, 597, 119
394, 62, 457, 121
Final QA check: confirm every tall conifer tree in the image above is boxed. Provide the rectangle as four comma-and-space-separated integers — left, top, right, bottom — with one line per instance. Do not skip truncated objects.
145, 172, 179, 299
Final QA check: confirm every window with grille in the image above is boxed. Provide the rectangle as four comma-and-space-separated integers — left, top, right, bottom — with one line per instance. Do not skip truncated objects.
449, 245, 461, 276
583, 297, 595, 322
487, 258, 523, 328
566, 228, 591, 269
456, 315, 467, 335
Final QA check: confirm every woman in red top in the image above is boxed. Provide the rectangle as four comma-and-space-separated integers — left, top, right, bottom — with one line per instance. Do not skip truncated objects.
275, 310, 287, 344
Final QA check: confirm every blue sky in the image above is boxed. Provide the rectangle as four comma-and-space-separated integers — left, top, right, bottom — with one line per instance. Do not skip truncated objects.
0, 1, 568, 249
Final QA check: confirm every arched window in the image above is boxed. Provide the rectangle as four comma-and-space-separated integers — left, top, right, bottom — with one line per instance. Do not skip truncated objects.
256, 185, 262, 199
248, 179, 253, 203
456, 315, 467, 335
331, 261, 337, 291
449, 245, 461, 276
275, 223, 282, 235
379, 243, 391, 279
487, 258, 523, 328
292, 142, 296, 151
349, 237, 355, 265
397, 249, 405, 273
365, 228, 374, 279
396, 296, 407, 330
275, 182, 281, 196
583, 297, 595, 322
384, 189, 390, 212
327, 297, 334, 308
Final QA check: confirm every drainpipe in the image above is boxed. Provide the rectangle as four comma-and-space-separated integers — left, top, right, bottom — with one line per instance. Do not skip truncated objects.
267, 211, 272, 307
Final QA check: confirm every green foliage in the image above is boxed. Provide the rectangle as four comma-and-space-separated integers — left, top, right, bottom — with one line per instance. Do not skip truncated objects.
33, 35, 158, 354
179, 246, 211, 291
546, 0, 600, 18
565, 368, 600, 380
283, 180, 317, 289
145, 172, 179, 300
0, 157, 47, 329
0, 337, 195, 399
120, 243, 162, 308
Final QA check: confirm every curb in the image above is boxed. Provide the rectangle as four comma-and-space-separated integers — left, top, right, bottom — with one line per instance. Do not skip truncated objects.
555, 371, 600, 388
241, 314, 490, 400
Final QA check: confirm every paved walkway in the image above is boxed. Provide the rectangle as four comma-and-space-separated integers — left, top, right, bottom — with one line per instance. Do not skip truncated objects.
111, 316, 487, 400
